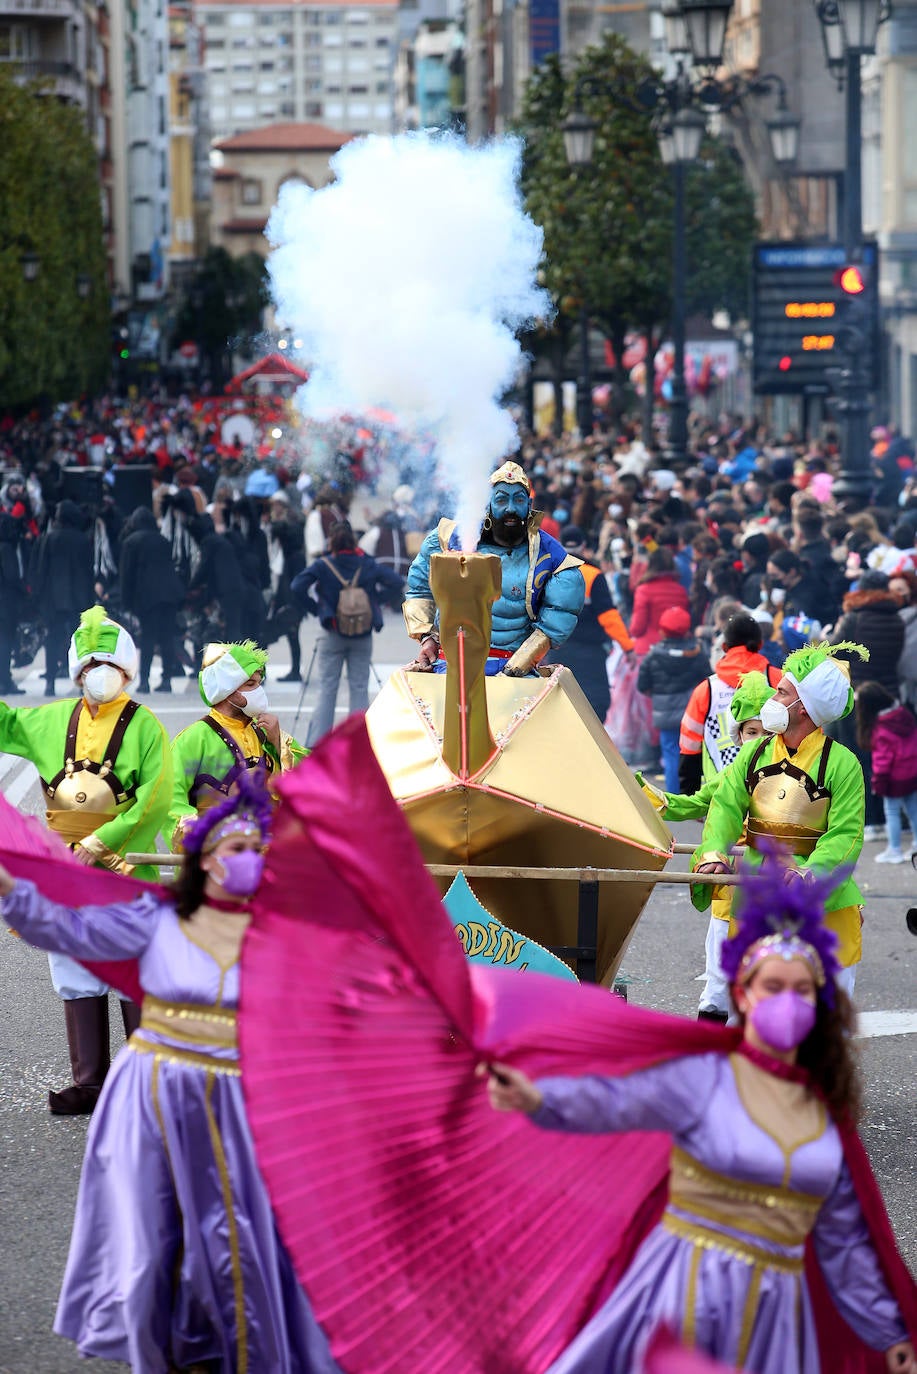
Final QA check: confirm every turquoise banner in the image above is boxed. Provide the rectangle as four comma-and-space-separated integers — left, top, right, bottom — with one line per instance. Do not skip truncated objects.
443, 872, 578, 981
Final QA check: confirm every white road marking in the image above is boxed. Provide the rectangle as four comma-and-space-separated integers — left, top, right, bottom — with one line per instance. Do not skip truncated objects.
856, 1011, 917, 1039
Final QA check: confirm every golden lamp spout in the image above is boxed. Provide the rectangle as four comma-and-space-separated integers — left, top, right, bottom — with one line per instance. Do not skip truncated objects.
429, 551, 502, 780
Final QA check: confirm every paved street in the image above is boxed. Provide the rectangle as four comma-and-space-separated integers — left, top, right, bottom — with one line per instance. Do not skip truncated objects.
1, 617, 914, 1371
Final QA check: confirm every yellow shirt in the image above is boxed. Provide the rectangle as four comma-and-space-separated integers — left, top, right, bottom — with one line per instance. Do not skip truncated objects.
209, 707, 265, 761
74, 692, 133, 762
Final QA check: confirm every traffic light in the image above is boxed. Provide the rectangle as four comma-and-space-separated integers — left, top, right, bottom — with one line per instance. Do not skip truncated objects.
832, 260, 875, 356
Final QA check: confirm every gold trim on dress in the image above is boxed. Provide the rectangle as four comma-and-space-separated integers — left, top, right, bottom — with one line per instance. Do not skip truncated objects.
662, 1212, 805, 1275
737, 1263, 765, 1368
728, 1057, 827, 1188
205, 1073, 248, 1374
141, 996, 238, 1050
127, 1034, 240, 1076
683, 1243, 701, 1347
670, 1148, 822, 1211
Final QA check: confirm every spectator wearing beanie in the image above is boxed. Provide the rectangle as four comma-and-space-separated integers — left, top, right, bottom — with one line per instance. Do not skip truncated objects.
637, 607, 710, 793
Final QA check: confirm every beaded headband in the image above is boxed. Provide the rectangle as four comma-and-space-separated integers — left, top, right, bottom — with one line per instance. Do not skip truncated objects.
720, 843, 846, 1007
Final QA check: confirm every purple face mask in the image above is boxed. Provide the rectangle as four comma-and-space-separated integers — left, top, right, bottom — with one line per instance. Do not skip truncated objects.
749, 989, 816, 1053
214, 850, 264, 896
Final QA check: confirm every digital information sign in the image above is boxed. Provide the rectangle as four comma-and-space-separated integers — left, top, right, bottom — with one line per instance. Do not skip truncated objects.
752, 241, 879, 396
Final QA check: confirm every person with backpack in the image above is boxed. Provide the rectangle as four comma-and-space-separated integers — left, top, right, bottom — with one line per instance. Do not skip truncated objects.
292, 520, 404, 744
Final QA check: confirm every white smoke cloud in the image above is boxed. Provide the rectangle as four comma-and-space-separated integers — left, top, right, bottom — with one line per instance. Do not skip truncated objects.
265, 131, 548, 548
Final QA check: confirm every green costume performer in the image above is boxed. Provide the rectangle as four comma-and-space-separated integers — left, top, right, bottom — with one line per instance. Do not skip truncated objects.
168, 640, 308, 850
691, 645, 867, 990
641, 672, 777, 1020
0, 607, 172, 1113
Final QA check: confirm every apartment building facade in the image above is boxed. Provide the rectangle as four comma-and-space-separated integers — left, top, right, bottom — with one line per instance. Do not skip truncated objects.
197, 0, 398, 141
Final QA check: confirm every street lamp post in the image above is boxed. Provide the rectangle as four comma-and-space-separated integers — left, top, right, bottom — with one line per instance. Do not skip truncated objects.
562, 1, 799, 466
814, 0, 891, 508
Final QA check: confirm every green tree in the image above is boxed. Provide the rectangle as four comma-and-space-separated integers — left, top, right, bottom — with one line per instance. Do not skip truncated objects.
172, 247, 270, 388
518, 35, 758, 428
685, 136, 758, 324
0, 70, 109, 408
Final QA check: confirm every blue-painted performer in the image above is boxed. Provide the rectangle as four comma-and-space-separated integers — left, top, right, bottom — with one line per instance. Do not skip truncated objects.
403, 461, 585, 676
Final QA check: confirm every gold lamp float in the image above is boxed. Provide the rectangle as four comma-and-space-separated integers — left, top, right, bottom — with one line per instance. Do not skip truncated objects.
366, 551, 675, 985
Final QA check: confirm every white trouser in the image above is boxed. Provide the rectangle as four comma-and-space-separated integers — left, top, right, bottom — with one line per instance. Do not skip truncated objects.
835, 964, 857, 999
698, 915, 730, 1014
48, 952, 110, 1000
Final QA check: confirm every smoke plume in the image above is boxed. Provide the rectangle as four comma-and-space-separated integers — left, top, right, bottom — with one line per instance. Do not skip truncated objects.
266, 131, 548, 547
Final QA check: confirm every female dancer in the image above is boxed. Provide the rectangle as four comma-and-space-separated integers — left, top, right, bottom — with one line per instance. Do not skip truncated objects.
487, 858, 916, 1374
0, 772, 338, 1374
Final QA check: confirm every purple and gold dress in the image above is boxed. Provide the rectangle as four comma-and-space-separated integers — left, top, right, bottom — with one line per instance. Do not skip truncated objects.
534, 1053, 908, 1374
2, 878, 340, 1374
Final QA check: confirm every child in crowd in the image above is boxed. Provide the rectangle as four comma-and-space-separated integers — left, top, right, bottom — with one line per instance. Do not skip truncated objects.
855, 680, 917, 863
636, 607, 710, 793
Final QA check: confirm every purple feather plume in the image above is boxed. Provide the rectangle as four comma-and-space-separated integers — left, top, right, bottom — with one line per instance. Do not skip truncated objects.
720, 842, 846, 1005
183, 764, 274, 855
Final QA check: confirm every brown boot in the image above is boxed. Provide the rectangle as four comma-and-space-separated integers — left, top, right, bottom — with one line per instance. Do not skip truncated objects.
120, 998, 142, 1038
49, 996, 111, 1115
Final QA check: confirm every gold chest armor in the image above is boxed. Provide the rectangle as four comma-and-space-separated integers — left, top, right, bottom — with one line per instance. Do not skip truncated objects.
745, 738, 833, 858
42, 699, 140, 846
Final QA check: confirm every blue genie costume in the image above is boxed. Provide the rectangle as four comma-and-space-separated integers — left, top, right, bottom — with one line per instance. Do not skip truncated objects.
403, 461, 586, 676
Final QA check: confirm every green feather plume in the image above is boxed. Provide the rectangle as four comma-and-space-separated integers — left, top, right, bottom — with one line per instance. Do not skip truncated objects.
784, 639, 869, 681
78, 605, 109, 652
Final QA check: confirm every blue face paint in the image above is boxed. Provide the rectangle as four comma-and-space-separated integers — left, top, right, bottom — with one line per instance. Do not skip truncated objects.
489, 483, 531, 522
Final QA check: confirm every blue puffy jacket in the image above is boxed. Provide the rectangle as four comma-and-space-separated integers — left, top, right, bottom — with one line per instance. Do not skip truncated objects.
404, 518, 585, 653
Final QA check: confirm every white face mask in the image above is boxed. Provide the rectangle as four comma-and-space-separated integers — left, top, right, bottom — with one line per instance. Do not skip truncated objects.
237, 684, 269, 718
770, 586, 786, 606
759, 697, 792, 735
82, 663, 125, 704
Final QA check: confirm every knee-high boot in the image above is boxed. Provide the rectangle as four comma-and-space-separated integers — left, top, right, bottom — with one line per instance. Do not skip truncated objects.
120, 998, 142, 1038
49, 995, 111, 1116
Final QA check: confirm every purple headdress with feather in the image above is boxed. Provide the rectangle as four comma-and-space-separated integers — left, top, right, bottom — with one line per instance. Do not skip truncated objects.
720, 843, 847, 1006
182, 765, 274, 856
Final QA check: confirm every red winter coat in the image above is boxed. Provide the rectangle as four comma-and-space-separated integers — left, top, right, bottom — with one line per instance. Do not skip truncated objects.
628, 573, 690, 656
870, 705, 917, 797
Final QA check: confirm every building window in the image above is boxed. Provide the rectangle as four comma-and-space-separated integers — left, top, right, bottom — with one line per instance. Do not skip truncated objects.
325, 100, 343, 119
325, 82, 341, 93
347, 9, 369, 21
229, 12, 249, 26
241, 177, 262, 205
306, 100, 323, 117
259, 60, 274, 69
305, 31, 321, 45
306, 77, 321, 91
373, 101, 390, 118
205, 13, 225, 24
323, 30, 342, 45
349, 36, 367, 47
375, 79, 388, 93
233, 102, 255, 118
375, 35, 389, 47
280, 100, 295, 115
325, 9, 343, 20
349, 100, 370, 118
305, 53, 322, 70
348, 83, 368, 94
207, 38, 225, 50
